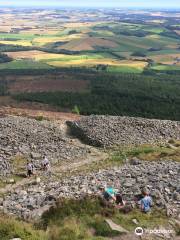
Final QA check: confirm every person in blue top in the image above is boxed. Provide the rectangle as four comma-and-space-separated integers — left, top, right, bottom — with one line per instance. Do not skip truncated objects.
99, 185, 116, 202
140, 189, 153, 213
104, 186, 117, 202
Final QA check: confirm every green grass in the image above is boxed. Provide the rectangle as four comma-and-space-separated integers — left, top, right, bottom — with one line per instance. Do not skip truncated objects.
110, 143, 180, 163
143, 26, 165, 34
0, 213, 47, 240
0, 175, 174, 240
105, 145, 160, 167
40, 197, 119, 240
41, 53, 104, 63
40, 197, 169, 240
0, 33, 35, 40
112, 32, 179, 53
151, 64, 180, 71
107, 65, 144, 73
147, 49, 180, 56
114, 208, 168, 231
61, 143, 180, 178
0, 60, 53, 70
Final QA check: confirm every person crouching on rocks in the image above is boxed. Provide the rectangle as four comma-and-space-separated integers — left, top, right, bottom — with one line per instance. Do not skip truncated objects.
27, 161, 34, 178
99, 185, 125, 208
99, 185, 117, 203
140, 189, 153, 213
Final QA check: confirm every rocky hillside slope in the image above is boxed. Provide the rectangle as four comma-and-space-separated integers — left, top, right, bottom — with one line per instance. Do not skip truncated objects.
67, 115, 180, 147
0, 116, 89, 176
0, 114, 179, 233
3, 160, 180, 221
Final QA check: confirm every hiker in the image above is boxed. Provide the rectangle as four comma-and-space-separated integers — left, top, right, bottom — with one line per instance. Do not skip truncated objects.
27, 161, 34, 178
115, 192, 126, 209
99, 185, 117, 202
42, 155, 50, 171
99, 185, 126, 208
140, 189, 153, 213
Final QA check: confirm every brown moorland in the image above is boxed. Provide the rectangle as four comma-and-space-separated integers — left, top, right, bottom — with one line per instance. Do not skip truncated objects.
58, 37, 118, 51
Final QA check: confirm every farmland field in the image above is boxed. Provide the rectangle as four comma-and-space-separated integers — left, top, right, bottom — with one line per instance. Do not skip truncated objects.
0, 8, 180, 120
0, 8, 179, 73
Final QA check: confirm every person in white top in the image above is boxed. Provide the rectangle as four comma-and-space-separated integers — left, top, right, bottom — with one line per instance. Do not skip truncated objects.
27, 161, 34, 177
42, 155, 50, 171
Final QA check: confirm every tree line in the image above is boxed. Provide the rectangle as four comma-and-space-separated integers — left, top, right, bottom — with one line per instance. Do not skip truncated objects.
14, 72, 180, 121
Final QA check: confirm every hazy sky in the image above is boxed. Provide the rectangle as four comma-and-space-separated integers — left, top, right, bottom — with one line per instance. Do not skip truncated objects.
0, 0, 180, 8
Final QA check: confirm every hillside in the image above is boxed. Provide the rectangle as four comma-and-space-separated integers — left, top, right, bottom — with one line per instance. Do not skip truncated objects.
0, 113, 179, 240
0, 7, 179, 239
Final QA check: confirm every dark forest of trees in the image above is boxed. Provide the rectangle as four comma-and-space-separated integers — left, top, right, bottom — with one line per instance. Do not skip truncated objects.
14, 72, 180, 120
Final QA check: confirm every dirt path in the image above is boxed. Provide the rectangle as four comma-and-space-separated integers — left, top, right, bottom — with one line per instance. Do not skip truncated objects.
51, 122, 108, 173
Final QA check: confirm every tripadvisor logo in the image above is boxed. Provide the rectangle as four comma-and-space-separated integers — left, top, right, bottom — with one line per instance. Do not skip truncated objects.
135, 227, 173, 236
135, 227, 144, 236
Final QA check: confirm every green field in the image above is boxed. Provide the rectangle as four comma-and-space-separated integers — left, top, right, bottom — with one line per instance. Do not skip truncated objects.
0, 9, 179, 73
150, 64, 180, 71
0, 60, 53, 69
107, 65, 144, 73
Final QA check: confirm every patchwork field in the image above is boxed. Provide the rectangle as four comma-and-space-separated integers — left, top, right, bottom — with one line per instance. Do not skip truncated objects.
47, 59, 148, 73
0, 8, 179, 73
0, 8, 180, 121
57, 37, 118, 51
0, 60, 53, 70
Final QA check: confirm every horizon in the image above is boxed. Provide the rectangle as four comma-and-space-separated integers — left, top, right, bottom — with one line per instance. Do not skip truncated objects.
0, 0, 180, 9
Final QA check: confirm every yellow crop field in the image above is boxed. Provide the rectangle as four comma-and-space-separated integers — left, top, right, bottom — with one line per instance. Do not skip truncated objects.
6, 50, 104, 62
0, 40, 32, 46
63, 22, 96, 28
33, 34, 85, 46
19, 29, 60, 35
47, 59, 148, 69
6, 50, 68, 60
6, 50, 44, 59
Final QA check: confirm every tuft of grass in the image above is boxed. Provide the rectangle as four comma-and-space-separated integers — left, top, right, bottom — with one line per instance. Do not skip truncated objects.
41, 197, 114, 227
0, 197, 171, 240
72, 105, 80, 115
39, 197, 169, 240
90, 215, 119, 237
35, 115, 44, 121
114, 208, 168, 231
64, 143, 180, 178
41, 197, 118, 239
110, 143, 180, 163
0, 213, 47, 240
47, 217, 91, 240
168, 139, 180, 147
12, 155, 28, 173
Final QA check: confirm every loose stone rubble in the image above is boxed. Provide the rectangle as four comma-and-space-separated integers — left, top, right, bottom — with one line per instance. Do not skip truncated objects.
67, 115, 180, 147
0, 116, 89, 175
0, 114, 179, 226
0, 157, 11, 176
2, 160, 180, 220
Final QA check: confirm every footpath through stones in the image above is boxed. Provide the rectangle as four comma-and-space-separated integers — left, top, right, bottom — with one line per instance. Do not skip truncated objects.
0, 115, 106, 176
2, 160, 180, 221
0, 114, 179, 224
